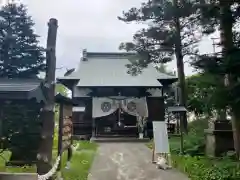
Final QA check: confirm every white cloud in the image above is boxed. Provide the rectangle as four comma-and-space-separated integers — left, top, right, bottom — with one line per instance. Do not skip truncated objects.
22, 0, 214, 77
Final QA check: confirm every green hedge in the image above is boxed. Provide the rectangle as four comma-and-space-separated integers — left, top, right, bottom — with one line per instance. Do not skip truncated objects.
161, 117, 240, 180
171, 152, 240, 180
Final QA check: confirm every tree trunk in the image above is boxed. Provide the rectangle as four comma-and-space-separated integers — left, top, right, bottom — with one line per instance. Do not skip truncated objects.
219, 0, 240, 159
173, 0, 188, 133
231, 106, 240, 159
37, 18, 58, 175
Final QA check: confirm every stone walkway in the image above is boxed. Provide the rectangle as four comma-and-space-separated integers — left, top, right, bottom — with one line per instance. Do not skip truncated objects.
88, 143, 189, 180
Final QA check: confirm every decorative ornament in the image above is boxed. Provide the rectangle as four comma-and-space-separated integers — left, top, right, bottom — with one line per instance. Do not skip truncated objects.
127, 101, 136, 112
101, 102, 111, 112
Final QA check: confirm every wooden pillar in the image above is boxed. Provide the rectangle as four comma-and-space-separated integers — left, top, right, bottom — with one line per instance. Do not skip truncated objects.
92, 118, 96, 138
37, 18, 58, 175
57, 103, 63, 171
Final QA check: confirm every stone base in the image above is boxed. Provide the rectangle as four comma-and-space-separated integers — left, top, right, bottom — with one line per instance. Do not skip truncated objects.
204, 129, 234, 157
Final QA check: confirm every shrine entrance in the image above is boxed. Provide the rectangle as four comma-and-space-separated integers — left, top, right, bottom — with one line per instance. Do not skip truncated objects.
92, 96, 148, 138
95, 110, 138, 137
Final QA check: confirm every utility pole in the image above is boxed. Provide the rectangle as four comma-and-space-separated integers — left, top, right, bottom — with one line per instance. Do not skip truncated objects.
37, 18, 58, 175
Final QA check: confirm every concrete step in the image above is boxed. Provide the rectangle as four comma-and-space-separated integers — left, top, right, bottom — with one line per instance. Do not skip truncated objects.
90, 137, 150, 143
96, 134, 137, 138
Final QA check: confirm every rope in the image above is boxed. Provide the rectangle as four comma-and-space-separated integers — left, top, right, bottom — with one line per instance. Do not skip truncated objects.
38, 155, 61, 180
37, 143, 79, 180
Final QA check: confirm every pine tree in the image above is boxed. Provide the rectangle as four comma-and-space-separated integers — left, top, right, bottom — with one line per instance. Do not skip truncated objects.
118, 0, 202, 132
0, 3, 45, 78
193, 0, 240, 159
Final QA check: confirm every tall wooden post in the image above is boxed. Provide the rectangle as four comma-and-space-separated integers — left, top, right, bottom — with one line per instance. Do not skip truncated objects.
92, 118, 96, 138
37, 18, 58, 175
57, 103, 63, 170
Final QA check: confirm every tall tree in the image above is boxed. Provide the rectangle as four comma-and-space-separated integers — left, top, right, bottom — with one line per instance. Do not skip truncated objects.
0, 3, 45, 78
193, 0, 240, 159
219, 1, 240, 159
118, 0, 202, 132
186, 73, 226, 117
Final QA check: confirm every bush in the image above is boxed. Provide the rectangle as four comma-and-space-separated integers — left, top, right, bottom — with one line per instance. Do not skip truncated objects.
171, 117, 208, 155
170, 117, 240, 180
172, 155, 240, 180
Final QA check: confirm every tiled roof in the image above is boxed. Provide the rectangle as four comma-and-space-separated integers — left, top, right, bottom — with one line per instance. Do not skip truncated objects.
58, 52, 177, 87
0, 78, 41, 92
0, 78, 46, 102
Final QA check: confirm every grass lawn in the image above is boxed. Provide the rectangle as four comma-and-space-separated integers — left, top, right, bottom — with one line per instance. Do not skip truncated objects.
60, 141, 98, 180
0, 140, 98, 180
147, 135, 239, 180
0, 128, 98, 180
0, 124, 98, 179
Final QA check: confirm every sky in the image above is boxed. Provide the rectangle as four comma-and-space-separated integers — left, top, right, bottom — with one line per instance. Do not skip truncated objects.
22, 0, 219, 78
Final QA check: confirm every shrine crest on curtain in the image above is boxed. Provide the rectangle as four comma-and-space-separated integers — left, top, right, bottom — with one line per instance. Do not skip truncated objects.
92, 97, 148, 118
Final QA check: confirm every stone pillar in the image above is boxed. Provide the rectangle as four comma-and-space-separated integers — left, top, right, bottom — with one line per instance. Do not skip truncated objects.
205, 129, 217, 157
205, 120, 234, 157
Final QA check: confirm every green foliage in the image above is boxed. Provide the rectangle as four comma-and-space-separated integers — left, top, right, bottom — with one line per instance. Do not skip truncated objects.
55, 84, 68, 121
183, 118, 208, 155
55, 84, 68, 96
198, 0, 240, 35
1, 101, 43, 162
172, 155, 240, 180
170, 118, 240, 180
118, 0, 201, 75
186, 73, 227, 115
191, 1, 240, 109
171, 118, 208, 155
0, 3, 45, 78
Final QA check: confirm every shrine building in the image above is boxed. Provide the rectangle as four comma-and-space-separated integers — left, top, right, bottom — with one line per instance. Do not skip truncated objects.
58, 50, 177, 140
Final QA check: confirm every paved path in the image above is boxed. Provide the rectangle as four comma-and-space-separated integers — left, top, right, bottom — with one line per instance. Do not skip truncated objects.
88, 143, 189, 180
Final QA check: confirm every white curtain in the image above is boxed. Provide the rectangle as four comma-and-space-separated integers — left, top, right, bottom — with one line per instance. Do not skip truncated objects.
121, 97, 148, 117
92, 96, 148, 118
92, 97, 119, 118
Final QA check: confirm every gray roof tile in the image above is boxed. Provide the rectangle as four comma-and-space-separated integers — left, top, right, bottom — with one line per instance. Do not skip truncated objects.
0, 79, 46, 102
0, 79, 41, 92
59, 52, 177, 87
